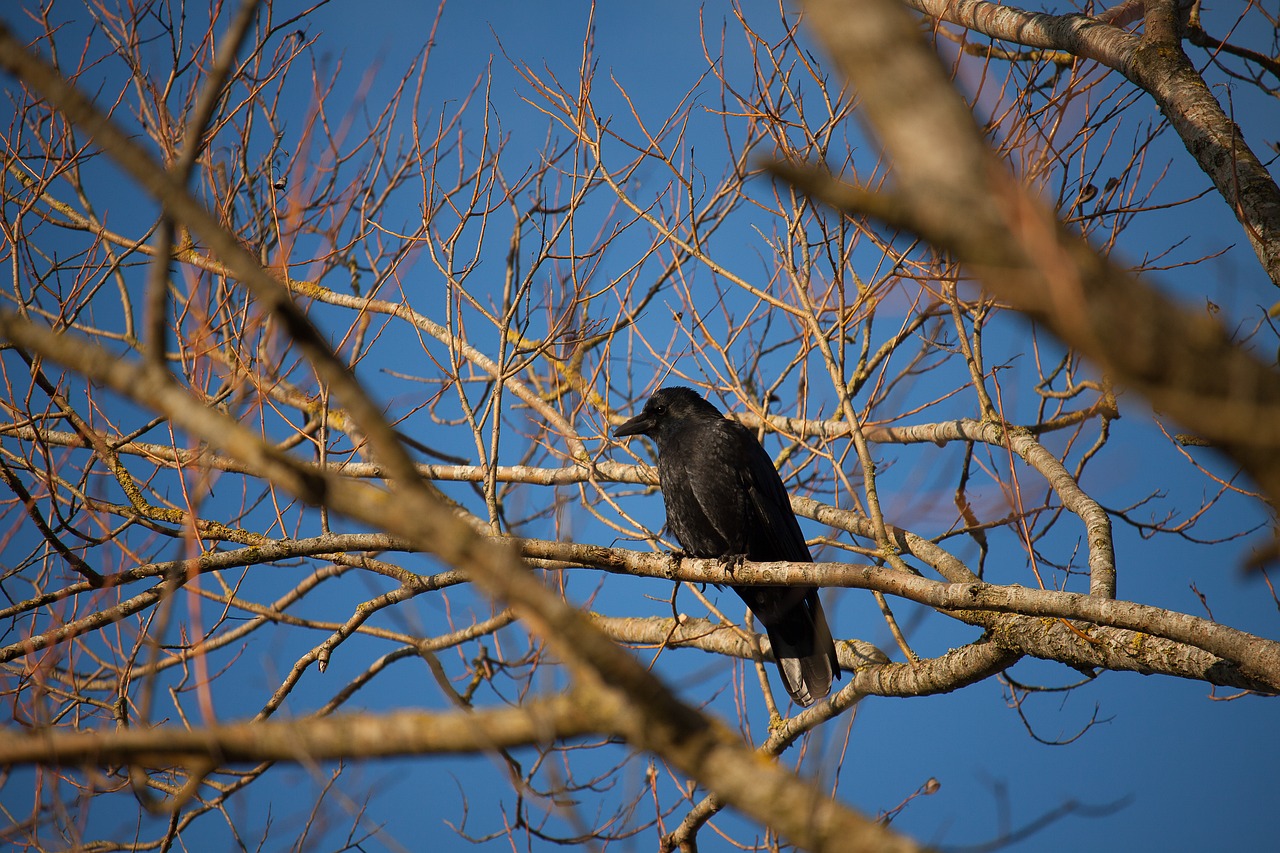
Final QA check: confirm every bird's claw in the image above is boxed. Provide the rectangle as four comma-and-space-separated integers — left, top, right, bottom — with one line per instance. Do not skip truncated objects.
721, 553, 747, 576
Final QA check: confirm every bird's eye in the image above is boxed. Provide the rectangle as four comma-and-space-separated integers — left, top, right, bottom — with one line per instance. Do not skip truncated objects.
652, 404, 665, 414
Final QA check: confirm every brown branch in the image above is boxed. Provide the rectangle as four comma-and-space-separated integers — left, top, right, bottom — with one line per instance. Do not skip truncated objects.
0, 19, 422, 489
895, 0, 1280, 285
0, 305, 921, 853
787, 0, 1280, 506
0, 697, 597, 767
0, 454, 102, 586
596, 614, 1019, 697
523, 541, 1280, 693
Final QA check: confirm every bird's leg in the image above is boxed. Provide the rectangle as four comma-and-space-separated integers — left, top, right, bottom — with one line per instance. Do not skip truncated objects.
720, 553, 747, 578
664, 549, 686, 579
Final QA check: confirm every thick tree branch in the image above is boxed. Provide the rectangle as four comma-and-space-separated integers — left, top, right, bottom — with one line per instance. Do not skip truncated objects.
596, 614, 1020, 697
524, 541, 1280, 693
0, 312, 919, 853
0, 698, 597, 767
788, 0, 1280, 505
897, 0, 1280, 285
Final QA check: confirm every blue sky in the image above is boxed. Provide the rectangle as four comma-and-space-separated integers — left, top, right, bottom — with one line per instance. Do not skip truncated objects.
3, 1, 1277, 850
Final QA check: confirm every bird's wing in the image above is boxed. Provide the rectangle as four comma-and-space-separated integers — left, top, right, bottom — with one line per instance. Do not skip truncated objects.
732, 421, 813, 562
658, 419, 751, 556
658, 417, 811, 562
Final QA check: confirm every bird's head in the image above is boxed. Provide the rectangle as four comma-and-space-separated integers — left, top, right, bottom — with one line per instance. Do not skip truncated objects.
614, 386, 724, 443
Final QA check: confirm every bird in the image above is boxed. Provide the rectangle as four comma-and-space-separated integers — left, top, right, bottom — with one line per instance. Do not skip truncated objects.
614, 386, 839, 706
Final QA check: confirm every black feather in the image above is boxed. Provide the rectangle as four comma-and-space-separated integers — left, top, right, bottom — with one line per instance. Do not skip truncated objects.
615, 386, 839, 706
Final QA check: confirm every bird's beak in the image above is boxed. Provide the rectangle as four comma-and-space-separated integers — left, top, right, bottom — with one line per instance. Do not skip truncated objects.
613, 412, 653, 438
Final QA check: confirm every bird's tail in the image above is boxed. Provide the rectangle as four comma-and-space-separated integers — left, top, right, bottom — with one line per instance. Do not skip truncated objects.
762, 591, 839, 707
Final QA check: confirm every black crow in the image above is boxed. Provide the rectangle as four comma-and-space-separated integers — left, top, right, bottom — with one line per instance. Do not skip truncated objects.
615, 386, 839, 706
